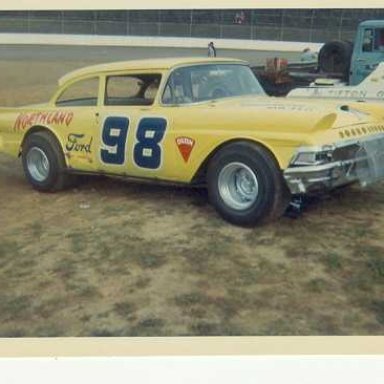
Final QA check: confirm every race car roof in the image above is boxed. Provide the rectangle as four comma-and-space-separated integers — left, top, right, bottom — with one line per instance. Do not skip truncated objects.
58, 57, 247, 86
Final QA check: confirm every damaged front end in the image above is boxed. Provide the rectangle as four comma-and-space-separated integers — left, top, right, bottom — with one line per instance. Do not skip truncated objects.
284, 132, 384, 194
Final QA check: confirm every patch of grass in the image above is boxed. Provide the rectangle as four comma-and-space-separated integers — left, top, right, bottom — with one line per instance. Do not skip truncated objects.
190, 321, 222, 336
35, 324, 64, 337
89, 328, 122, 337
113, 301, 136, 318
30, 221, 43, 238
189, 321, 241, 336
210, 296, 238, 320
284, 243, 323, 260
136, 253, 166, 269
247, 258, 289, 285
346, 246, 384, 292
67, 232, 87, 253
321, 252, 342, 271
174, 291, 242, 322
306, 278, 329, 293
311, 314, 344, 335
353, 244, 383, 259
34, 296, 71, 319
233, 268, 260, 286
128, 317, 166, 336
134, 277, 151, 289
0, 241, 20, 266
346, 273, 373, 292
0, 328, 27, 337
53, 259, 77, 279
98, 243, 111, 259
0, 295, 32, 321
180, 236, 233, 275
174, 293, 208, 318
370, 300, 384, 325
366, 256, 384, 280
174, 292, 207, 307
72, 283, 101, 299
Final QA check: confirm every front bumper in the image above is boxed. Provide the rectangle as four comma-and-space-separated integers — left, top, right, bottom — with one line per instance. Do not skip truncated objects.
283, 134, 384, 194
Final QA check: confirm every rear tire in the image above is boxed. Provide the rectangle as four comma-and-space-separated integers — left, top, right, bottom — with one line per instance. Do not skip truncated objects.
22, 131, 73, 192
318, 40, 353, 79
207, 141, 290, 226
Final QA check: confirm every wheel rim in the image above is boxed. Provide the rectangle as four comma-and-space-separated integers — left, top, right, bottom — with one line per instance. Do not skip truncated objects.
26, 147, 50, 182
218, 162, 259, 210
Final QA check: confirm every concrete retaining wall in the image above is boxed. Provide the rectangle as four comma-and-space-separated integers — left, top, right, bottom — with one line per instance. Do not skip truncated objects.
0, 33, 323, 52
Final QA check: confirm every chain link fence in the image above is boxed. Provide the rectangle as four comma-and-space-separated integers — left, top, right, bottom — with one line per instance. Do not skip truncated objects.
1, 9, 384, 43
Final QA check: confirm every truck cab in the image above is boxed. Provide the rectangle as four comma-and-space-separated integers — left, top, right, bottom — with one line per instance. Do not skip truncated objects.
350, 20, 384, 85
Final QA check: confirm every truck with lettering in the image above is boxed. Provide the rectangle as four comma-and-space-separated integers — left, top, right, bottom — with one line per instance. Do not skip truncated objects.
287, 62, 384, 101
255, 20, 384, 97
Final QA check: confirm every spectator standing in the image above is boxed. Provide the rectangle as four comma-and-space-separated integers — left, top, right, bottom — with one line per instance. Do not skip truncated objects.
208, 42, 217, 57
233, 11, 246, 24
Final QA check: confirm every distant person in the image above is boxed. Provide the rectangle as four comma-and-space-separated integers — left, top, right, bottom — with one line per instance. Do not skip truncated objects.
300, 47, 317, 62
208, 42, 217, 57
233, 11, 245, 24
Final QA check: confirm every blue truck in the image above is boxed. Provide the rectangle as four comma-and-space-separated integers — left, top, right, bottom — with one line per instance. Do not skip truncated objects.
255, 20, 384, 95
319, 20, 384, 85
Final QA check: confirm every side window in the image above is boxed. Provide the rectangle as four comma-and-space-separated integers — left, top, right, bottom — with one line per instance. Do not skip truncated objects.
362, 28, 384, 52
375, 28, 384, 51
56, 77, 99, 106
362, 29, 374, 52
105, 74, 161, 106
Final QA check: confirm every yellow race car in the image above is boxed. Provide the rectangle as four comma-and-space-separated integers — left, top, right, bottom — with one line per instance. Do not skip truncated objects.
1, 57, 384, 226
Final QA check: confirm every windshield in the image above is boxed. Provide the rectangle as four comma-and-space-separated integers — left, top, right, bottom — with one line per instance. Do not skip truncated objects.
162, 64, 265, 104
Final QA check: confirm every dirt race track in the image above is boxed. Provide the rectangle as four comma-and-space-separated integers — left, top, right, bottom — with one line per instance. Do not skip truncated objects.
0, 45, 383, 337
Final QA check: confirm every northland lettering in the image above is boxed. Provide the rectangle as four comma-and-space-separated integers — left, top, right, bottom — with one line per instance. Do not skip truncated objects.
13, 111, 74, 131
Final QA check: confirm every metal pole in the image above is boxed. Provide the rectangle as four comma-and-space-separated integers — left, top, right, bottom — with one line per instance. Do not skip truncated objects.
280, 9, 285, 41
93, 11, 97, 35
309, 9, 315, 42
219, 10, 223, 39
61, 11, 64, 34
126, 10, 129, 36
189, 10, 193, 37
339, 9, 345, 40
251, 9, 254, 40
27, 11, 30, 33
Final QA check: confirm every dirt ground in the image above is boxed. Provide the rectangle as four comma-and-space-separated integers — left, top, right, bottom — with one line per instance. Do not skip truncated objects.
0, 46, 383, 337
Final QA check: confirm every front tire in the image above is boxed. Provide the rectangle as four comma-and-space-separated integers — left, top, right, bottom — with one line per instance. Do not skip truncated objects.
22, 131, 72, 192
207, 141, 289, 226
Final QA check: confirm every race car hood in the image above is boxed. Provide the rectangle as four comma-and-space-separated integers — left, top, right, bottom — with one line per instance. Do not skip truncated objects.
208, 96, 379, 131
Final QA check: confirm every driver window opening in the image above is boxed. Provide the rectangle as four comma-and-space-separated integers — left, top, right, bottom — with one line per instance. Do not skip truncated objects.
104, 74, 161, 106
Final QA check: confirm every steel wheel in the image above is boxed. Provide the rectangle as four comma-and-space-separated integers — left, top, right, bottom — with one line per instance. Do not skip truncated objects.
207, 141, 290, 226
218, 162, 259, 210
26, 146, 50, 182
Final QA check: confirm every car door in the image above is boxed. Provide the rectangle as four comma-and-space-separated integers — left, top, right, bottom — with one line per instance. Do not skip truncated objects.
94, 71, 177, 181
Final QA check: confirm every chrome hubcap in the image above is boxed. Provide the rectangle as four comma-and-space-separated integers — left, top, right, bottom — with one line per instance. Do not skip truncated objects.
26, 147, 50, 182
218, 162, 259, 210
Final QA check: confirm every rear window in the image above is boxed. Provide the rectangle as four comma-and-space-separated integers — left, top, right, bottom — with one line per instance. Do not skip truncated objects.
56, 77, 99, 107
